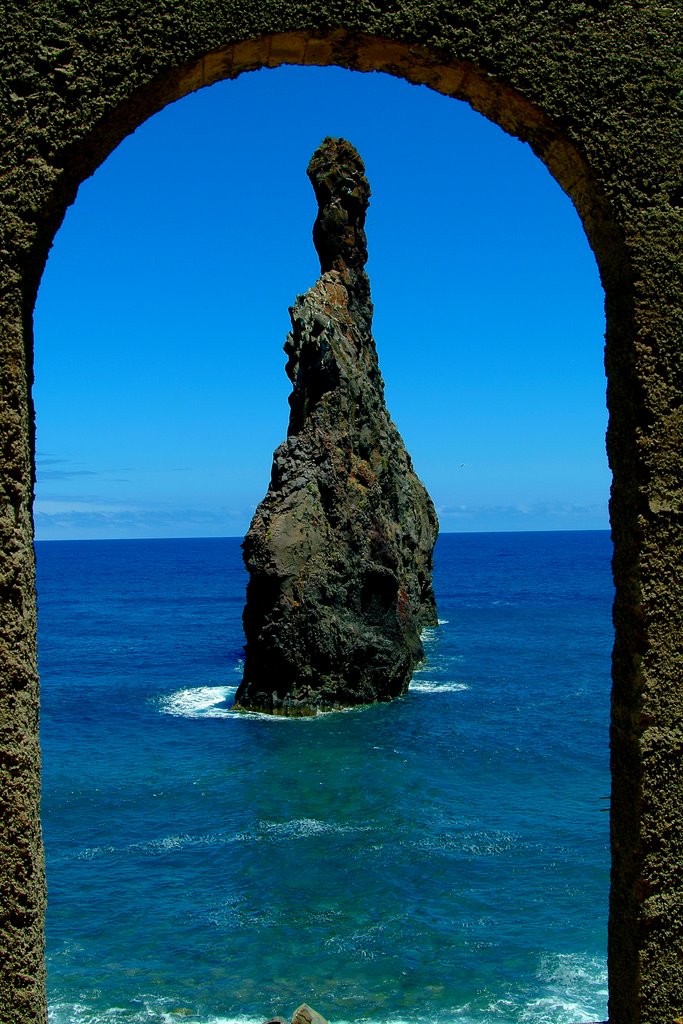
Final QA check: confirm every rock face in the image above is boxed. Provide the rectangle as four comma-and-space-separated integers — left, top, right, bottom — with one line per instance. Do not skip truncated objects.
262, 1003, 328, 1024
234, 137, 438, 716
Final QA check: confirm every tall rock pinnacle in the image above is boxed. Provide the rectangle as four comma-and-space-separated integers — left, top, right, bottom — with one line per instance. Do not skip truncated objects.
308, 136, 370, 278
234, 137, 439, 716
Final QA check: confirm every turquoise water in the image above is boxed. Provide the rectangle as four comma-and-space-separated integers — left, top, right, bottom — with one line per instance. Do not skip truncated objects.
37, 532, 612, 1024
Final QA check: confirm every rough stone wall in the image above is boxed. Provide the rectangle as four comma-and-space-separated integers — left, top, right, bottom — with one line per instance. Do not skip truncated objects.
0, 3, 679, 1022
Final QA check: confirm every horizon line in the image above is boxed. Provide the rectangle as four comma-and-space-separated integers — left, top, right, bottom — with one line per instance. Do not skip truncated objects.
34, 527, 612, 544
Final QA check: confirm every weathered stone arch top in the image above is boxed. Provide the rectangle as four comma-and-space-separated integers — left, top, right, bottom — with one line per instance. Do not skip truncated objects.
0, 4, 681, 1024
4, 4, 678, 293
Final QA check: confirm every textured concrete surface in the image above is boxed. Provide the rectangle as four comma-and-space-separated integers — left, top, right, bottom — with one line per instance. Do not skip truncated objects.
0, 3, 680, 1022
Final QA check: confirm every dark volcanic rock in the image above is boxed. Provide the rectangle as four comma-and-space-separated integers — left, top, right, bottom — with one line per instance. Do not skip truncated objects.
234, 137, 438, 716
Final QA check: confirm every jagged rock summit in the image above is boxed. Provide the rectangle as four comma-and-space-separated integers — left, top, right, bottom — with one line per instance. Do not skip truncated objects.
234, 137, 438, 716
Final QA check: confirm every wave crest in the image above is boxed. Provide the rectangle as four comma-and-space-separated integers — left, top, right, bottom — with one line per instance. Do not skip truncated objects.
410, 680, 469, 694
158, 685, 236, 718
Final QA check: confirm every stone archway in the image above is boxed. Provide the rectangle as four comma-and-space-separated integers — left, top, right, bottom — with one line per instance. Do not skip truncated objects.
0, 7, 680, 1024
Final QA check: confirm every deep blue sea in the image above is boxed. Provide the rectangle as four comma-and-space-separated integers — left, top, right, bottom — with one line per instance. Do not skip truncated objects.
36, 531, 612, 1024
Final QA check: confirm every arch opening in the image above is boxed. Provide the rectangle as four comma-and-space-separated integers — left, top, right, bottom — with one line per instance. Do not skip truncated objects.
31, 58, 610, 1024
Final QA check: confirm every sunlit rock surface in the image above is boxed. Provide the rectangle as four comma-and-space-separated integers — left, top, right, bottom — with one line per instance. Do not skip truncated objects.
234, 137, 438, 716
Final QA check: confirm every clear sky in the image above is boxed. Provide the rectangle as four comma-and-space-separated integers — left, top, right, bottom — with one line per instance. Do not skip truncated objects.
33, 65, 609, 541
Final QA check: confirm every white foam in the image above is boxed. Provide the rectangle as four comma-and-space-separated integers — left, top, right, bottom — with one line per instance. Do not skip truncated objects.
257, 817, 369, 840
162, 1017, 276, 1024
410, 680, 469, 693
49, 1011, 478, 1024
76, 844, 118, 861
228, 707, 327, 722
48, 996, 608, 1024
437, 618, 449, 625
49, 1004, 276, 1024
531, 952, 608, 1021
470, 952, 608, 1024
158, 685, 237, 718
411, 828, 518, 857
158, 685, 413, 723
539, 951, 608, 990
132, 833, 201, 854
228, 700, 379, 723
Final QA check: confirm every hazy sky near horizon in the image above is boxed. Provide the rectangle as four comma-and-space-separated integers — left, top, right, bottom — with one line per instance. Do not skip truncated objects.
33, 65, 609, 541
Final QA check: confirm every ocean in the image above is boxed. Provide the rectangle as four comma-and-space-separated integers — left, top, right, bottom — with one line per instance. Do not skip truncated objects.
36, 531, 612, 1024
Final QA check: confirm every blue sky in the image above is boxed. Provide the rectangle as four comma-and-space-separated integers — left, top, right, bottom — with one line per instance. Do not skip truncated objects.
33, 65, 608, 541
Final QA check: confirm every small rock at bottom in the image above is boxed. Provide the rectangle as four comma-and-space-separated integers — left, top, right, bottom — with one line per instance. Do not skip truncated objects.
261, 1004, 329, 1024
292, 1005, 329, 1024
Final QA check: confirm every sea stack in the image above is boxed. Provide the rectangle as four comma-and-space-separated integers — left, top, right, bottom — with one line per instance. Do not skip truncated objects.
234, 137, 438, 716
